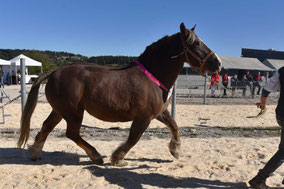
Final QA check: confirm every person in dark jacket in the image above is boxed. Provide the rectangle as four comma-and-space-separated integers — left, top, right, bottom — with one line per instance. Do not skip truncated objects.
249, 67, 284, 189
240, 75, 249, 97
246, 71, 254, 96
230, 74, 238, 97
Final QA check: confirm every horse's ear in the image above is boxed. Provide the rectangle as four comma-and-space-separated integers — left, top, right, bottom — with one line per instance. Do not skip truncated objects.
191, 24, 196, 32
180, 22, 189, 36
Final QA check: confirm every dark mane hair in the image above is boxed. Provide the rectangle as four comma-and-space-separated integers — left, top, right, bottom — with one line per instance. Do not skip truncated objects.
139, 34, 179, 59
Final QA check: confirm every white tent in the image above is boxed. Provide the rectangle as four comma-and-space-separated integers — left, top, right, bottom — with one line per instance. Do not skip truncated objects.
2, 54, 43, 84
0, 58, 10, 66
9, 54, 42, 67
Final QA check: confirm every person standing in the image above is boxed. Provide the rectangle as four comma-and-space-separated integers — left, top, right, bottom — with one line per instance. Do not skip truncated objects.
0, 67, 4, 87
222, 73, 228, 97
210, 72, 220, 97
241, 74, 249, 97
11, 70, 16, 84
252, 71, 262, 97
246, 71, 254, 96
249, 67, 284, 189
230, 74, 238, 97
6, 71, 11, 85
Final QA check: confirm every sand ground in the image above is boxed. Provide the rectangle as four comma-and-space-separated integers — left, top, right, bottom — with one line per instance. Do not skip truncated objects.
0, 85, 283, 188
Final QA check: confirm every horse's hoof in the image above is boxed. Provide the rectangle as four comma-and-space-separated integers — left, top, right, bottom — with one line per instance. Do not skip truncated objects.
88, 153, 104, 165
91, 157, 104, 165
111, 159, 128, 167
170, 151, 180, 159
169, 139, 181, 159
28, 146, 41, 161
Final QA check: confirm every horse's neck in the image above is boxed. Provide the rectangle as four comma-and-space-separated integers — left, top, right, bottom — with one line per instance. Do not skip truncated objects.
138, 33, 185, 90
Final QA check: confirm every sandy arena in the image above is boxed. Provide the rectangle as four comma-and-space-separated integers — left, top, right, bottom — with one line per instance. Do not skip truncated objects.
0, 85, 283, 188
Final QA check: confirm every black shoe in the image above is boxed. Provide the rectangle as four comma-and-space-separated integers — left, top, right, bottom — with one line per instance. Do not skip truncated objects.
249, 176, 268, 189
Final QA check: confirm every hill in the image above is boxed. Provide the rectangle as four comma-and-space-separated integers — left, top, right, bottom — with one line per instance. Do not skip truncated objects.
0, 49, 137, 74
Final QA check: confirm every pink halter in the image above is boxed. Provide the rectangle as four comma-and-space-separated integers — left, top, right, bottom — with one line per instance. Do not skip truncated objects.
135, 60, 169, 92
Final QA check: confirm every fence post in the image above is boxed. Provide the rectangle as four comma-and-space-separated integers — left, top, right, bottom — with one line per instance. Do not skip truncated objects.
203, 73, 207, 104
20, 58, 26, 112
171, 81, 177, 120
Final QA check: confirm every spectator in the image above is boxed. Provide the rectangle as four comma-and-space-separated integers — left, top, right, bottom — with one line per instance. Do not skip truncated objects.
230, 74, 238, 97
0, 67, 4, 87
210, 72, 220, 97
246, 71, 254, 96
252, 71, 262, 98
6, 71, 11, 85
222, 73, 228, 97
240, 74, 249, 97
11, 70, 16, 84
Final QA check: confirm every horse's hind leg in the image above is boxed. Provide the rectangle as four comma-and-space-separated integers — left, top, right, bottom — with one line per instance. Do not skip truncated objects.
29, 110, 62, 160
65, 116, 103, 165
156, 110, 181, 159
111, 117, 151, 166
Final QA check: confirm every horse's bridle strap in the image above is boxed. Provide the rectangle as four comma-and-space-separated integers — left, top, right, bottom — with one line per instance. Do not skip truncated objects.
179, 33, 214, 73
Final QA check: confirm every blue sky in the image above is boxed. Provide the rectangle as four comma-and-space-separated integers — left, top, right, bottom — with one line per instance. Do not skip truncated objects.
0, 0, 283, 57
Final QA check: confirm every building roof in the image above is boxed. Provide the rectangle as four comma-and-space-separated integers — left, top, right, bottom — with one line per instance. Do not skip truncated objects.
184, 56, 274, 71
9, 54, 42, 67
262, 59, 284, 70
219, 56, 274, 71
242, 48, 284, 62
0, 58, 11, 66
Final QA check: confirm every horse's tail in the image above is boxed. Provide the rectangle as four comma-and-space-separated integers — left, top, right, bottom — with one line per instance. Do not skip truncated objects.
17, 71, 53, 148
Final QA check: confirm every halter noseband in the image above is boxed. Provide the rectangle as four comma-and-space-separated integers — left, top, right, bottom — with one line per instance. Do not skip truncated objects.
173, 32, 215, 75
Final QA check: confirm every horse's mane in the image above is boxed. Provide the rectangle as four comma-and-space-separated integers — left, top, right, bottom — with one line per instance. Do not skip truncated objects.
139, 34, 177, 58
139, 31, 197, 59
109, 63, 136, 70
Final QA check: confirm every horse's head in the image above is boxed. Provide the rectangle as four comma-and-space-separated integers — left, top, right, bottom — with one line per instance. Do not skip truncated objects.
179, 23, 222, 74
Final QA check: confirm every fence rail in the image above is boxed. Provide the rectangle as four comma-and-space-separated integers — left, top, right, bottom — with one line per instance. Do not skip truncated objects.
176, 75, 279, 99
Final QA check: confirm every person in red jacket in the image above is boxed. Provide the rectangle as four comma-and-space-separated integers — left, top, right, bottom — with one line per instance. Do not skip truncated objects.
252, 71, 263, 98
222, 73, 228, 96
211, 72, 220, 97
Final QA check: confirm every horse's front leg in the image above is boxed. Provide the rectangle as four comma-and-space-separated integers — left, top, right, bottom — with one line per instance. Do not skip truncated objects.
111, 117, 151, 167
156, 110, 181, 159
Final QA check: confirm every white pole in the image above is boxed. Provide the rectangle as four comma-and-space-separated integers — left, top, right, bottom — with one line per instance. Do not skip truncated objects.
20, 58, 26, 112
203, 73, 207, 104
171, 81, 177, 120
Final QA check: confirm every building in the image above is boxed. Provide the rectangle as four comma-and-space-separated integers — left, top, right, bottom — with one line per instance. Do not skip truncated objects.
242, 48, 284, 62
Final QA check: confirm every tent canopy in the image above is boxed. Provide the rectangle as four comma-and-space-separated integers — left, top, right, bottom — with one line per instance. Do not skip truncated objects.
0, 58, 11, 66
262, 59, 284, 70
219, 56, 274, 71
9, 54, 42, 67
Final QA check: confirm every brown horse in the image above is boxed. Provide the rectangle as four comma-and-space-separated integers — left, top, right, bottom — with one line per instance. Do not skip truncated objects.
18, 23, 222, 166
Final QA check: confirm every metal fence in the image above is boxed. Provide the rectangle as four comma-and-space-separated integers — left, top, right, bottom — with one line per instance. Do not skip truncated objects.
176, 74, 279, 99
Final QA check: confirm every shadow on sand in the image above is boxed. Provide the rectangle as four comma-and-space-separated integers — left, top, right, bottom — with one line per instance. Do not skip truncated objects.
85, 165, 248, 189
1, 148, 250, 188
0, 148, 92, 166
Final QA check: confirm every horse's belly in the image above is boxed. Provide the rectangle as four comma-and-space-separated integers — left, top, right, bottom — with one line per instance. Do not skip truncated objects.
85, 105, 134, 122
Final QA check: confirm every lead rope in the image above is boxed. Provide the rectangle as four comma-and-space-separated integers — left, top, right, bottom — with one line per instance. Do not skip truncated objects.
203, 74, 266, 118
